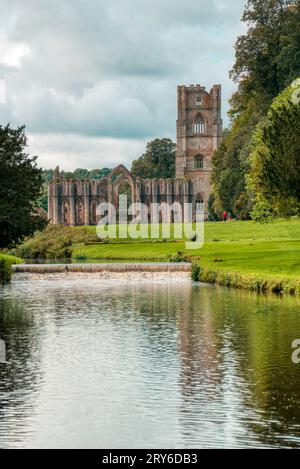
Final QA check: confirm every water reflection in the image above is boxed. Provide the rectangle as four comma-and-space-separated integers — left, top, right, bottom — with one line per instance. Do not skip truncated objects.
0, 278, 300, 448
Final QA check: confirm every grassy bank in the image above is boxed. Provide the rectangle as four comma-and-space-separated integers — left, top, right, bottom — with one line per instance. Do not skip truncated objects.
73, 218, 300, 294
0, 254, 23, 284
9, 218, 300, 294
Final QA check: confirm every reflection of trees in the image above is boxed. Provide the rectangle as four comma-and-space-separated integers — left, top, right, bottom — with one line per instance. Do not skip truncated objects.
1, 279, 300, 448
205, 288, 300, 447
177, 286, 221, 400
96, 282, 300, 447
0, 291, 43, 446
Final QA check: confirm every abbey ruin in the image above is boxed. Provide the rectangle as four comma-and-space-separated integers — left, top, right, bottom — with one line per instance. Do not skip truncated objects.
48, 84, 222, 224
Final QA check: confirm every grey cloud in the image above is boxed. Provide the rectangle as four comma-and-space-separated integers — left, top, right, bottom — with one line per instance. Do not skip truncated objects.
0, 0, 245, 168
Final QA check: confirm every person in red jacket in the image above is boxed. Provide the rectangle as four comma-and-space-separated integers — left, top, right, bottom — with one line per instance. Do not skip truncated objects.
223, 211, 228, 222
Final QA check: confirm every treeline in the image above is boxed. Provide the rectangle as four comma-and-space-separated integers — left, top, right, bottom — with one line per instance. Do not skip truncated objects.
42, 167, 111, 183
211, 0, 300, 221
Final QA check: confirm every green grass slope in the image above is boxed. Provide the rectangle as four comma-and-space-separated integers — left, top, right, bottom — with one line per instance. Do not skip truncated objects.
73, 219, 300, 293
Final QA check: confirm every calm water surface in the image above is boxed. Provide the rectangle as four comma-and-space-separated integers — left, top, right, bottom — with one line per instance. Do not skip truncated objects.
0, 278, 300, 448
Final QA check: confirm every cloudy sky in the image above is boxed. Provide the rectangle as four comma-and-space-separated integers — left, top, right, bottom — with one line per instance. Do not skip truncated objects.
0, 0, 245, 170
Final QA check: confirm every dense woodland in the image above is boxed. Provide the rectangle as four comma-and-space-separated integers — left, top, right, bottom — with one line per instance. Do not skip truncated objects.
211, 0, 300, 220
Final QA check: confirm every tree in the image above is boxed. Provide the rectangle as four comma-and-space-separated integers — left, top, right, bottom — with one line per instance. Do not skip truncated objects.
211, 0, 300, 217
248, 81, 300, 219
0, 125, 47, 249
131, 138, 176, 179
230, 0, 299, 116
211, 100, 261, 218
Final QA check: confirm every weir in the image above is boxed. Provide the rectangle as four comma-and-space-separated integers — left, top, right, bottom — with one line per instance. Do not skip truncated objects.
12, 263, 192, 275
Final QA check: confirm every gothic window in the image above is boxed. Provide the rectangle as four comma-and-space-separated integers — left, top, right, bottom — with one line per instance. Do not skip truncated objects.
194, 116, 205, 134
195, 96, 202, 105
195, 156, 204, 169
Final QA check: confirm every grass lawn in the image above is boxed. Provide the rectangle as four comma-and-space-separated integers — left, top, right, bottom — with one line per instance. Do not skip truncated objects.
73, 218, 300, 283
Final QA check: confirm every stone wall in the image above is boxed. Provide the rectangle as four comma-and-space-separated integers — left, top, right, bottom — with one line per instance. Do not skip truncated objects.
48, 165, 194, 225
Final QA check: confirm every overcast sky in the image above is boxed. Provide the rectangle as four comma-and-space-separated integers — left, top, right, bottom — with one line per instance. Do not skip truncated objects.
0, 0, 245, 170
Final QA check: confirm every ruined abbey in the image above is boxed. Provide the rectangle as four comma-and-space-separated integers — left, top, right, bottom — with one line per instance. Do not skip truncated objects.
48, 84, 222, 224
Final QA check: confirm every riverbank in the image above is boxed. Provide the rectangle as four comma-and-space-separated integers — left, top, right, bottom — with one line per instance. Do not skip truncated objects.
74, 219, 300, 295
6, 218, 300, 294
0, 254, 23, 284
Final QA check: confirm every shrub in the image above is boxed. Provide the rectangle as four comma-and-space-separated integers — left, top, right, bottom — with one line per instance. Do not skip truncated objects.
0, 254, 23, 284
169, 251, 189, 263
191, 262, 201, 281
74, 253, 87, 261
10, 225, 97, 260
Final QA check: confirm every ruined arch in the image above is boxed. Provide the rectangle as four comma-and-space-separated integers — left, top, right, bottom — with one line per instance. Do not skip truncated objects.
62, 199, 70, 225
76, 199, 84, 225
107, 165, 135, 213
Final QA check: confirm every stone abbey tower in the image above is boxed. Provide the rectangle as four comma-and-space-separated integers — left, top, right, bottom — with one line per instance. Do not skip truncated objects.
176, 84, 222, 201
48, 84, 222, 225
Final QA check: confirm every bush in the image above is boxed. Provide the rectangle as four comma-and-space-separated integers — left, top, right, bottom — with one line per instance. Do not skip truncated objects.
10, 225, 98, 260
0, 254, 23, 284
191, 262, 201, 281
169, 251, 189, 263
250, 198, 274, 223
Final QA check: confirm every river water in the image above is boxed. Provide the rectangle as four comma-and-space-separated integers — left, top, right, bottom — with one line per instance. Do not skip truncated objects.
0, 277, 300, 448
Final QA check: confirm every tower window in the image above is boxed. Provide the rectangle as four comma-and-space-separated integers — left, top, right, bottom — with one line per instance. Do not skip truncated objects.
193, 117, 205, 134
195, 96, 202, 105
195, 156, 204, 169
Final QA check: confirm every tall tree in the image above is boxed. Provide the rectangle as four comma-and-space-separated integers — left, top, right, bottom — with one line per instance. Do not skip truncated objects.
211, 0, 300, 218
131, 138, 176, 179
248, 82, 300, 219
0, 125, 47, 248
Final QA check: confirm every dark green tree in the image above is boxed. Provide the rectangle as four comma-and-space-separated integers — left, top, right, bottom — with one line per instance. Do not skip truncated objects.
248, 81, 300, 219
211, 0, 300, 217
0, 125, 47, 249
131, 138, 176, 179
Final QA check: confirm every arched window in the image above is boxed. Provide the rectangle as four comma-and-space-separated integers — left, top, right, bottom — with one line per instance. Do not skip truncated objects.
193, 116, 205, 134
195, 156, 204, 169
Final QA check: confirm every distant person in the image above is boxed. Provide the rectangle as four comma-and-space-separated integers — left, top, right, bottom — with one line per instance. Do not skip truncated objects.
223, 211, 228, 222
228, 211, 232, 221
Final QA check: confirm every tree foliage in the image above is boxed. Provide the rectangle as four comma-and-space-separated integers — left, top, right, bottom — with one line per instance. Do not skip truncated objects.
211, 0, 300, 218
248, 81, 300, 219
131, 138, 176, 179
0, 125, 47, 249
